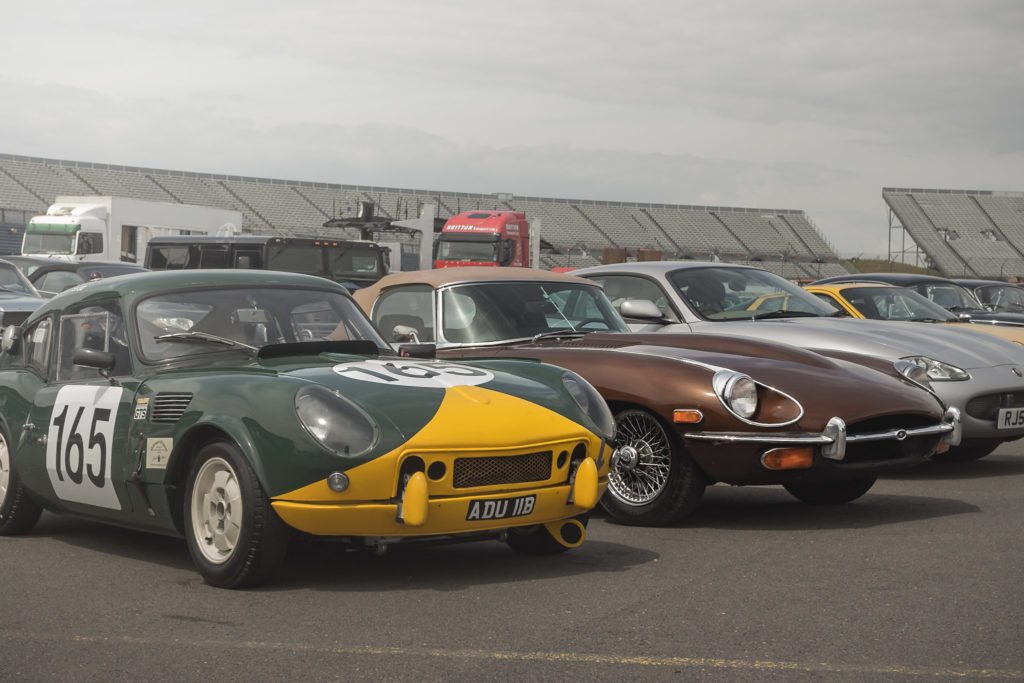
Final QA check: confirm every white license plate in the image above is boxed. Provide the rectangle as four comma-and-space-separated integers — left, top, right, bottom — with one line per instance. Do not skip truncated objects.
997, 407, 1024, 430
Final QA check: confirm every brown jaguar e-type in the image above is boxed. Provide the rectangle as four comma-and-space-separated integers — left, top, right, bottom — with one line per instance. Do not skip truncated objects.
353, 268, 959, 526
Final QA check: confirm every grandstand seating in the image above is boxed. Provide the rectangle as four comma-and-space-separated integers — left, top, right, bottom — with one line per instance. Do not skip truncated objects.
883, 188, 1024, 279
0, 152, 846, 276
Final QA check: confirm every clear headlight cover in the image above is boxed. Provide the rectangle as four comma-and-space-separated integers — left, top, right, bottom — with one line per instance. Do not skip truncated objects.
295, 386, 379, 457
899, 356, 970, 382
893, 359, 932, 387
712, 371, 759, 420
562, 371, 616, 439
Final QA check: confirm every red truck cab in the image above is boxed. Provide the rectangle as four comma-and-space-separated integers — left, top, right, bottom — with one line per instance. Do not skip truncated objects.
433, 211, 529, 268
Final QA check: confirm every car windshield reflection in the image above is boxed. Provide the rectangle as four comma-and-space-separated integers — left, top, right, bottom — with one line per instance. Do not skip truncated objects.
135, 287, 388, 361
667, 267, 838, 321
440, 282, 628, 344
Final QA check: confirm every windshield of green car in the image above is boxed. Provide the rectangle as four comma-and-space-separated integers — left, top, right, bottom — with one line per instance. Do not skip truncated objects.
135, 286, 388, 361
838, 286, 958, 321
439, 281, 628, 344
667, 267, 837, 320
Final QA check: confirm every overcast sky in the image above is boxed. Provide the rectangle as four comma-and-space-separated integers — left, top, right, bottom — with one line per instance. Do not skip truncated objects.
3, 1, 1022, 257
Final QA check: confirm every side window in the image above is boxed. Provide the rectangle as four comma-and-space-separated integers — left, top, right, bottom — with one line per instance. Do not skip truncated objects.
373, 285, 435, 342
23, 318, 53, 377
235, 249, 262, 269
77, 233, 103, 256
199, 247, 230, 268
57, 299, 131, 381
36, 271, 85, 295
593, 275, 677, 321
500, 239, 515, 266
149, 246, 189, 270
811, 292, 850, 316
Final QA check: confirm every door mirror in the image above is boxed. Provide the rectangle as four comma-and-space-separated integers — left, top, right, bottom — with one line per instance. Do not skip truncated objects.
618, 299, 664, 320
392, 324, 421, 343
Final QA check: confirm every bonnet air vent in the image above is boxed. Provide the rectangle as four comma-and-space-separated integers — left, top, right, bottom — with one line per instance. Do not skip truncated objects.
151, 393, 193, 423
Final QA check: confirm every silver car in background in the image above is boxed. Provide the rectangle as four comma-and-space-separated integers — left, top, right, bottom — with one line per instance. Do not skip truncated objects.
575, 261, 1024, 462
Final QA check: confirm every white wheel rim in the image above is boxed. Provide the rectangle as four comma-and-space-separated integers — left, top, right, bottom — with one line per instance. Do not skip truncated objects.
0, 433, 10, 506
190, 456, 243, 565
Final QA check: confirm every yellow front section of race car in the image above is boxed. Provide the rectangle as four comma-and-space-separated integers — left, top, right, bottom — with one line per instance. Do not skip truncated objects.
271, 385, 610, 537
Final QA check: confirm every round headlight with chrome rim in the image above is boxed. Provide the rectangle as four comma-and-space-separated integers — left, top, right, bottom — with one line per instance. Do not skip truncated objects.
712, 370, 759, 420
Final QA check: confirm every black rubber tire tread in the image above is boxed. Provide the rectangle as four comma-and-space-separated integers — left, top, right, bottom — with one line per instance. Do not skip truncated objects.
183, 440, 291, 589
930, 438, 1000, 463
507, 514, 589, 555
0, 422, 43, 536
783, 476, 877, 505
601, 408, 707, 526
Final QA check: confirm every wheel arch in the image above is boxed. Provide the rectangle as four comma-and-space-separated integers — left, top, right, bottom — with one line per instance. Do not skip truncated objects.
165, 418, 268, 533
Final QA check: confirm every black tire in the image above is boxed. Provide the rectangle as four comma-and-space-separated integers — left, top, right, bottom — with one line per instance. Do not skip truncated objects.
183, 441, 291, 588
784, 476, 877, 505
0, 422, 43, 536
507, 514, 589, 555
601, 408, 706, 526
931, 438, 1001, 463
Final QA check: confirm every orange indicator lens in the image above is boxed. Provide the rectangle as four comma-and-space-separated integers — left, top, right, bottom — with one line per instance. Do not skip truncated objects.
762, 447, 814, 470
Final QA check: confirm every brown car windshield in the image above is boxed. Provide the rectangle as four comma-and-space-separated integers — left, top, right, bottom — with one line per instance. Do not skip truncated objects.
440, 281, 628, 344
668, 267, 838, 321
135, 287, 388, 361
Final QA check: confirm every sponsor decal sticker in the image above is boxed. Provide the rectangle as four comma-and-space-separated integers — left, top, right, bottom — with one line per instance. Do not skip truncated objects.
133, 397, 150, 420
146, 438, 173, 469
333, 359, 494, 388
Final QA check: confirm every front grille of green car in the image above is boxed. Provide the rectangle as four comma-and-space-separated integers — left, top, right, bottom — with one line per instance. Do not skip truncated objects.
452, 451, 552, 488
151, 393, 193, 423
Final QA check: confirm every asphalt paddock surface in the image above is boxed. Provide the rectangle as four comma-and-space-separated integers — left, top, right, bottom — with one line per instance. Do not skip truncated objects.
4, 447, 1024, 681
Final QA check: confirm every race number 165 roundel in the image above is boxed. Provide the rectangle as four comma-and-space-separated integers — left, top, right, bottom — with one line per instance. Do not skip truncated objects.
333, 359, 494, 388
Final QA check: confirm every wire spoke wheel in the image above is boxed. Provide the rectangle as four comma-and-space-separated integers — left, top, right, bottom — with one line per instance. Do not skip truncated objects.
609, 410, 673, 505
601, 409, 706, 526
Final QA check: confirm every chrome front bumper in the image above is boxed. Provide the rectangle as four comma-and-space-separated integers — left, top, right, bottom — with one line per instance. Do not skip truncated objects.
682, 407, 961, 461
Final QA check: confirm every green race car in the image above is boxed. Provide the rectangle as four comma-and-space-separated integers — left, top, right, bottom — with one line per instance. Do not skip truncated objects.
0, 270, 614, 588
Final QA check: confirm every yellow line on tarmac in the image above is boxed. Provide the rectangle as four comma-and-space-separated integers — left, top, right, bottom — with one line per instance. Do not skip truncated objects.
3, 631, 1022, 678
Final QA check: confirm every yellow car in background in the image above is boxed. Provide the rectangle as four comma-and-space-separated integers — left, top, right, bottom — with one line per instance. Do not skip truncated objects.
805, 283, 1024, 346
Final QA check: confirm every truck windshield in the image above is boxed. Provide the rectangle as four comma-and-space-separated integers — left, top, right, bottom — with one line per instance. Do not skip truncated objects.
23, 230, 75, 255
267, 244, 324, 277
436, 237, 498, 263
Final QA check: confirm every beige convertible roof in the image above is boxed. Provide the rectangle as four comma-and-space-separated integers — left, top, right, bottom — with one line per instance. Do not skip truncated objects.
352, 266, 592, 310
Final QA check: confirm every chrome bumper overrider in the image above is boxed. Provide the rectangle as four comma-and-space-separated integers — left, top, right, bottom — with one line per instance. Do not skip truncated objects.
682, 407, 961, 461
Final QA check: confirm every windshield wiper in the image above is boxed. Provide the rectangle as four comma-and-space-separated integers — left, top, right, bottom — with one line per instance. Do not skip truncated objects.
748, 310, 825, 320
155, 332, 258, 355
531, 329, 587, 343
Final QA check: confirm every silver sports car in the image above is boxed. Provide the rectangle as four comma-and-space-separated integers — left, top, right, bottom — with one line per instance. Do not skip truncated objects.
575, 261, 1024, 462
